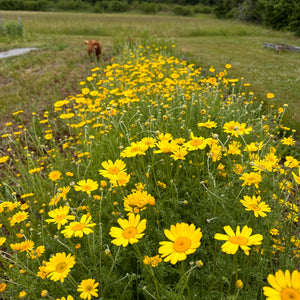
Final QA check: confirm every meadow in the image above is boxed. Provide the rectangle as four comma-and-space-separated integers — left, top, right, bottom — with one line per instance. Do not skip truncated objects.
0, 10, 300, 300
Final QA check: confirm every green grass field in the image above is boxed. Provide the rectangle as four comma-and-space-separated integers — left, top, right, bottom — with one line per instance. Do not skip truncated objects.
0, 11, 299, 136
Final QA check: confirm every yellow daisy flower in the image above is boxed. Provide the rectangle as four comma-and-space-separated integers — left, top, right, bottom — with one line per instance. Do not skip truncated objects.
158, 223, 202, 264
263, 269, 300, 300
48, 170, 62, 182
10, 211, 29, 226
61, 214, 96, 238
214, 225, 263, 255
74, 179, 99, 195
109, 213, 146, 247
44, 252, 76, 282
77, 278, 99, 300
10, 240, 35, 253
46, 206, 75, 230
240, 195, 271, 217
99, 159, 127, 181
239, 172, 262, 188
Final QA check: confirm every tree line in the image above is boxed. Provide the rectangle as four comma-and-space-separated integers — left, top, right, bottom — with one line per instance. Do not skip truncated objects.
0, 0, 299, 35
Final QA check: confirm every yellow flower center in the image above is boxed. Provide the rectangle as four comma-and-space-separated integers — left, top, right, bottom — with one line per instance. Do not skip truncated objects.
72, 223, 85, 231
281, 288, 300, 300
173, 237, 192, 253
85, 284, 93, 292
56, 262, 67, 273
229, 236, 248, 246
82, 185, 92, 191
131, 146, 141, 153
122, 227, 138, 239
108, 167, 120, 175
55, 214, 66, 222
190, 139, 203, 147
248, 205, 260, 212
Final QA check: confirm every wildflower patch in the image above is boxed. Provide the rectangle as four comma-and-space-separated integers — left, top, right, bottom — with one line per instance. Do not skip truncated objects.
0, 41, 299, 299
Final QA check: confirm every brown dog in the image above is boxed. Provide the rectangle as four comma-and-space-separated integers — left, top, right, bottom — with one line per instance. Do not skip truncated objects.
84, 40, 102, 61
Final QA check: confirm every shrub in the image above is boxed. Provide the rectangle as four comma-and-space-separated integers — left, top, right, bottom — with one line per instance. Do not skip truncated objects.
56, 0, 91, 11
94, 1, 129, 13
140, 2, 157, 14
23, 0, 48, 11
173, 5, 194, 16
0, 0, 24, 10
194, 4, 213, 14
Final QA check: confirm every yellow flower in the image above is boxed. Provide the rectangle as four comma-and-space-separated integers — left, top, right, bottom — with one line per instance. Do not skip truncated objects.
59, 113, 75, 119
46, 206, 75, 230
0, 156, 9, 163
77, 279, 99, 300
239, 172, 262, 188
236, 279, 244, 289
223, 121, 252, 137
227, 141, 242, 155
29, 167, 43, 174
61, 214, 96, 238
48, 170, 62, 182
0, 237, 6, 247
170, 146, 188, 161
263, 270, 300, 300
10, 211, 29, 226
18, 291, 27, 298
214, 225, 263, 255
10, 240, 34, 253
124, 190, 155, 213
197, 119, 217, 128
158, 223, 202, 264
45, 252, 75, 282
99, 159, 127, 181
109, 213, 146, 247
143, 255, 162, 267
240, 195, 271, 217
284, 156, 299, 168
266, 92, 275, 99
120, 141, 148, 158
184, 132, 207, 151
0, 282, 7, 293
56, 296, 74, 300
281, 136, 296, 146
74, 179, 99, 194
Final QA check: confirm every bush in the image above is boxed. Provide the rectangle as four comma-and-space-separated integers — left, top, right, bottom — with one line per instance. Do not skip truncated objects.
56, 0, 91, 11
94, 1, 129, 13
194, 4, 213, 14
173, 5, 194, 16
0, 0, 24, 10
23, 0, 48, 11
140, 2, 157, 14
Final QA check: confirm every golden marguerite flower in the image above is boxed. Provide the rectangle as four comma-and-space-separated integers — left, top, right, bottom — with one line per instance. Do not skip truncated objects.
61, 214, 96, 238
99, 159, 127, 181
109, 213, 146, 247
263, 269, 300, 300
44, 252, 76, 282
240, 195, 271, 217
214, 225, 263, 255
74, 179, 99, 195
46, 206, 75, 230
77, 278, 99, 300
158, 223, 202, 264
